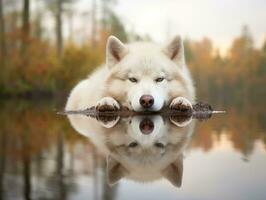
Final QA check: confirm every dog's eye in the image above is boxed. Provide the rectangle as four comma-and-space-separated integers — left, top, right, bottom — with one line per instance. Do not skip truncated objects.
155, 77, 164, 82
129, 77, 138, 83
154, 142, 165, 148
128, 142, 138, 148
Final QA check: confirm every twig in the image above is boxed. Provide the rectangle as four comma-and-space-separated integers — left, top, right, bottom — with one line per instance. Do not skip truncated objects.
57, 102, 226, 120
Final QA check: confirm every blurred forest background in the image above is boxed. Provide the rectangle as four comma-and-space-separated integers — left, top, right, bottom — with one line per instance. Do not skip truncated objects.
0, 1, 266, 199
0, 0, 266, 107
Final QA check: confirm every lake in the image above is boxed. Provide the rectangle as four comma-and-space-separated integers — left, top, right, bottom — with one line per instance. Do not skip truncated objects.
0, 99, 265, 200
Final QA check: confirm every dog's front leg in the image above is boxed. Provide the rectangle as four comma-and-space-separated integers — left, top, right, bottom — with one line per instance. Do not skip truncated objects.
96, 97, 120, 111
169, 97, 193, 112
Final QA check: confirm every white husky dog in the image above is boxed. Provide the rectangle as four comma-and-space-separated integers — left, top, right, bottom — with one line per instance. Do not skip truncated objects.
66, 35, 195, 113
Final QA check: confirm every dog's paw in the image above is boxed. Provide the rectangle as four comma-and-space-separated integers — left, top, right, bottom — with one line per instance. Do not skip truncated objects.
169, 97, 193, 112
96, 97, 120, 112
97, 115, 120, 128
170, 115, 193, 127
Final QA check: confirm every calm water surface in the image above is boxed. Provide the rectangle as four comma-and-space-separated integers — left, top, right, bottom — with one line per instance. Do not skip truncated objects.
0, 99, 265, 200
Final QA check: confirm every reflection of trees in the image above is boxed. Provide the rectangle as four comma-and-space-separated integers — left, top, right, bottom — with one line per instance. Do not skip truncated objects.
102, 161, 118, 200
0, 99, 120, 199
41, 131, 77, 200
56, 131, 66, 200
191, 106, 266, 157
0, 131, 7, 200
22, 130, 32, 200
0, 100, 81, 199
90, 149, 118, 200
92, 149, 99, 200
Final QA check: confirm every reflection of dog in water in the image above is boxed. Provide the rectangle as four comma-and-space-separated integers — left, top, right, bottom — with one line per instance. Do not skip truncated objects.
67, 112, 195, 187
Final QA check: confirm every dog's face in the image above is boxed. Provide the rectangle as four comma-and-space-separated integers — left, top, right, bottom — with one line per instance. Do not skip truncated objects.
105, 36, 195, 111
105, 115, 195, 187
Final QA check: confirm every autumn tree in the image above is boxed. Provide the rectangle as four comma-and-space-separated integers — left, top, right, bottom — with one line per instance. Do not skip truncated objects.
188, 37, 213, 99
44, 0, 76, 56
55, 0, 63, 57
0, 0, 6, 65
228, 25, 254, 78
22, 0, 30, 51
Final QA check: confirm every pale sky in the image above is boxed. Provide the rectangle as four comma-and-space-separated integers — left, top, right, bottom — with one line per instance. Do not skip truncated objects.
72, 0, 266, 54
115, 0, 266, 53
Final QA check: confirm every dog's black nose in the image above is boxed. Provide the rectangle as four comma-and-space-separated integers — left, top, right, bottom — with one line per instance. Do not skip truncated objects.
139, 118, 154, 134
139, 95, 154, 108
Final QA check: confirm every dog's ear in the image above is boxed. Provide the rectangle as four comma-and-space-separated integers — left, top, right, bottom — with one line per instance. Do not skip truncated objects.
162, 154, 183, 187
106, 35, 128, 68
107, 156, 127, 185
164, 35, 185, 67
